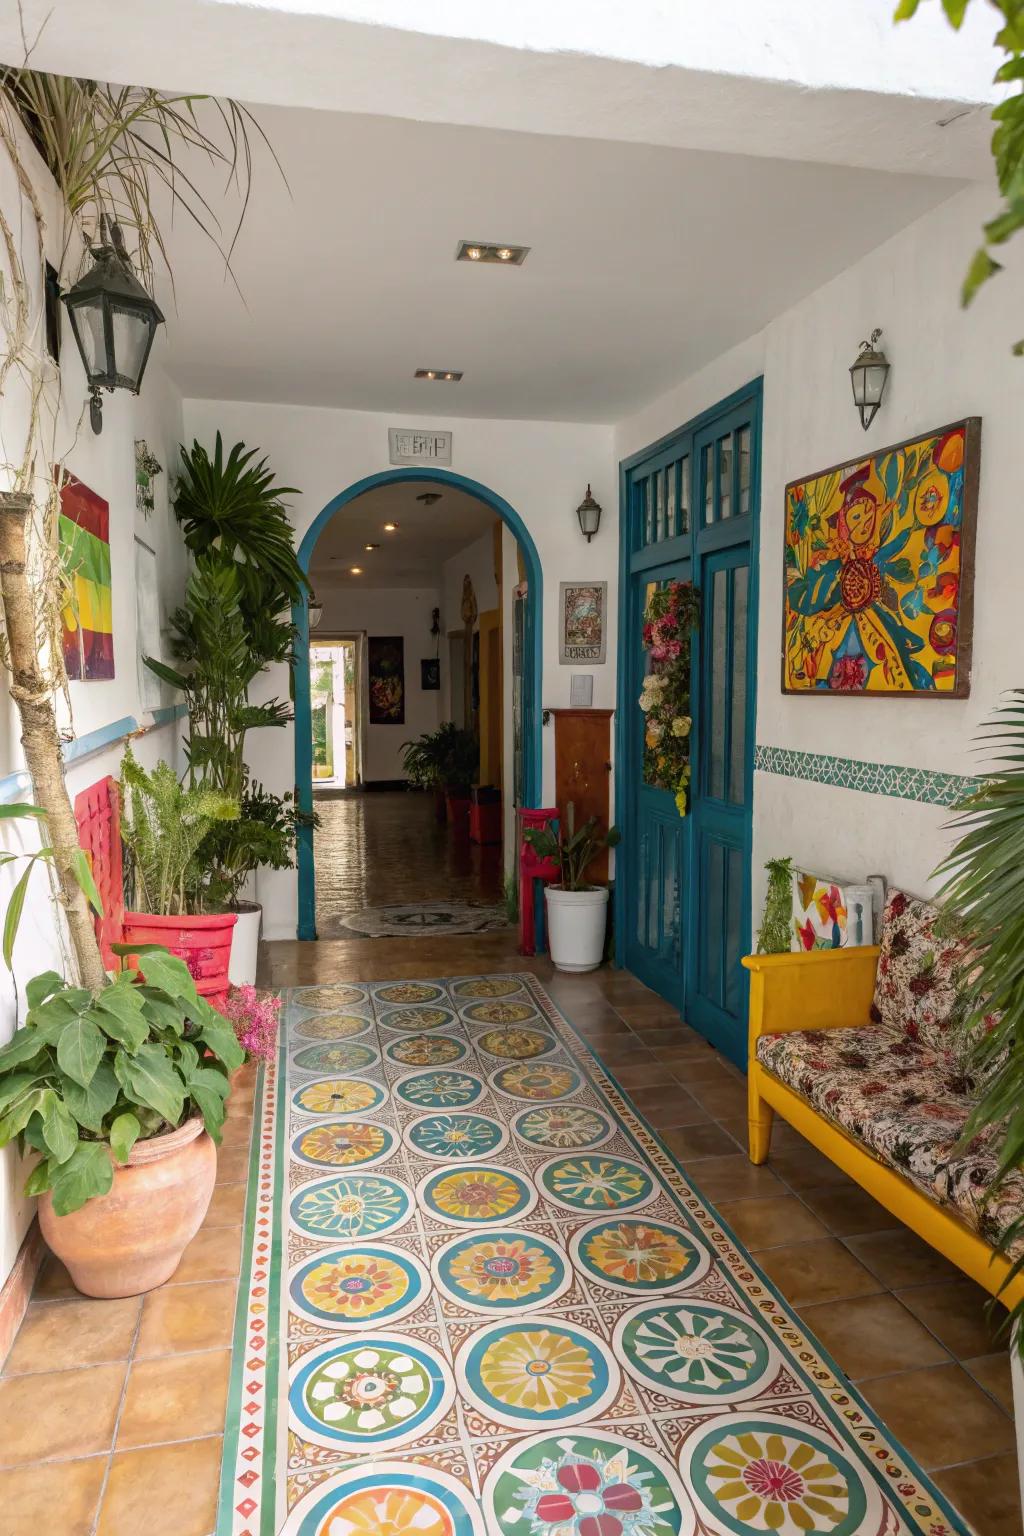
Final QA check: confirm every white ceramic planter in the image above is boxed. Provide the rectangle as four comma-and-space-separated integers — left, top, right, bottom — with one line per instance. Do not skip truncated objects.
544, 885, 609, 973
228, 902, 262, 987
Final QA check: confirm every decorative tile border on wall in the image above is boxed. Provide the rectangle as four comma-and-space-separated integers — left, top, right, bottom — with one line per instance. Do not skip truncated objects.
755, 744, 978, 807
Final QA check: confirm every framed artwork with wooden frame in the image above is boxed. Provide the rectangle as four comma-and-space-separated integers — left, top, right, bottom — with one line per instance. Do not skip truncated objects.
782, 417, 980, 698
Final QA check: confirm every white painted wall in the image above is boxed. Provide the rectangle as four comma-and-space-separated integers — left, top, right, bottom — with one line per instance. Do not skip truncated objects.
616, 182, 1024, 921
181, 399, 617, 937
0, 120, 188, 1289
314, 586, 443, 782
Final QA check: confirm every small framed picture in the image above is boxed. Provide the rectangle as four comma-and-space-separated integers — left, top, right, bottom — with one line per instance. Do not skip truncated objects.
559, 581, 607, 665
420, 658, 441, 691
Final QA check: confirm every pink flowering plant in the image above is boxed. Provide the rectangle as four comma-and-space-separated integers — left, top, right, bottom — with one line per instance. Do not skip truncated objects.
223, 985, 281, 1063
639, 580, 700, 815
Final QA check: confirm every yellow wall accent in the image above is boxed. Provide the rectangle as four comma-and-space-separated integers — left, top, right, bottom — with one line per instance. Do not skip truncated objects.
478, 607, 501, 787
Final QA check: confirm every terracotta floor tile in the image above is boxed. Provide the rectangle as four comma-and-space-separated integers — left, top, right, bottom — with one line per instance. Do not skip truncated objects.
219, 1114, 254, 1149
845, 1229, 967, 1290
169, 1225, 243, 1285
896, 1279, 1003, 1359
612, 1061, 673, 1090
0, 1361, 126, 1465
934, 1453, 1023, 1536
4, 1296, 140, 1375
756, 1238, 883, 1306
32, 1254, 78, 1300
685, 1080, 749, 1120
964, 1350, 1015, 1414
215, 1147, 252, 1184
685, 1154, 783, 1203
136, 1279, 238, 1357
202, 1182, 247, 1228
859, 1363, 1015, 1470
117, 1348, 231, 1447
586, 1041, 656, 1069
668, 1055, 742, 1085
768, 1144, 859, 1192
799, 1183, 902, 1238
799, 1292, 950, 1380
661, 1122, 740, 1161
97, 1435, 223, 1536
714, 1195, 829, 1251
625, 1086, 710, 1128
0, 1454, 107, 1536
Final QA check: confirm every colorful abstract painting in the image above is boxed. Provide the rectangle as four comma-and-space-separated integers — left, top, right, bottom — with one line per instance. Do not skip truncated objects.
59, 473, 114, 680
367, 635, 404, 724
783, 419, 979, 695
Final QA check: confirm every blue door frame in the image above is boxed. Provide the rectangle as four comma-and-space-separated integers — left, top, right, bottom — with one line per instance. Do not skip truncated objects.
614, 379, 763, 1066
293, 467, 543, 940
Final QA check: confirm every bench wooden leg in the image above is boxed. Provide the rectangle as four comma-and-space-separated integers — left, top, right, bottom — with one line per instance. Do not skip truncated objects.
748, 1075, 773, 1164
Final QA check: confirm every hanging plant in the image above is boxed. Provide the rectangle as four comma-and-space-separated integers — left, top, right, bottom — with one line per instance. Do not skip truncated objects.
639, 581, 700, 816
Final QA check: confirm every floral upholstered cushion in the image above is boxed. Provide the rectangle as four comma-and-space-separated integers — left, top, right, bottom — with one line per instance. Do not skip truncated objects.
943, 1145, 1024, 1258
871, 889, 974, 1055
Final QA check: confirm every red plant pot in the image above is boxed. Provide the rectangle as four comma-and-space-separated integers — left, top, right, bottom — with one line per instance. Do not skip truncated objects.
445, 792, 471, 833
122, 910, 238, 1012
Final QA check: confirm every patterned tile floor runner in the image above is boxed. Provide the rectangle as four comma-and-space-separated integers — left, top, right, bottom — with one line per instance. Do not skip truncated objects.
219, 975, 971, 1536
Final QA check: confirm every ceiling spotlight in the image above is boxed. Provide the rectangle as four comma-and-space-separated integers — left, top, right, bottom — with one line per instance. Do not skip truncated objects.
364, 542, 380, 551
416, 492, 442, 506
456, 240, 529, 266
350, 566, 363, 575
383, 522, 399, 532
415, 368, 463, 381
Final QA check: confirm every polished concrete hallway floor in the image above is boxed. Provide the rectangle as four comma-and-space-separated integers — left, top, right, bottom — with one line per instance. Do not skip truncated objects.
313, 790, 504, 938
0, 932, 1017, 1535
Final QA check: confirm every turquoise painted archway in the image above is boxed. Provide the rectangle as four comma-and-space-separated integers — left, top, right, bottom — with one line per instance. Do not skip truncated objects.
293, 466, 543, 939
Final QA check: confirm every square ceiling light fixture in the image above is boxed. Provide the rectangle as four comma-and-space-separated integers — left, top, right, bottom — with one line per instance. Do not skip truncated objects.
415, 368, 463, 381
456, 240, 529, 266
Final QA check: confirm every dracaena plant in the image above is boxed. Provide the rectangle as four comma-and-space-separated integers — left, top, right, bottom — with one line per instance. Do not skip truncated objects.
0, 945, 243, 1216
523, 803, 621, 891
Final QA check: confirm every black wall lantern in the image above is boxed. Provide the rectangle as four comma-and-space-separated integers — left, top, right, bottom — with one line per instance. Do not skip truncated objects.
849, 328, 891, 432
62, 217, 165, 434
576, 484, 602, 542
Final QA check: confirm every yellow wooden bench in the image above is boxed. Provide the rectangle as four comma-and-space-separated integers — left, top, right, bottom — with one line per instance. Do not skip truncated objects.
742, 945, 1024, 1311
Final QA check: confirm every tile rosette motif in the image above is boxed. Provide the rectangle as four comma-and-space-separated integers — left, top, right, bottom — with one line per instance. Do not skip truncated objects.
289, 1172, 412, 1241
378, 1004, 457, 1032
537, 1153, 659, 1213
451, 976, 528, 999
289, 1244, 429, 1328
462, 999, 543, 1026
374, 981, 446, 1005
489, 1061, 583, 1102
475, 1026, 556, 1060
457, 1317, 619, 1430
571, 1216, 712, 1294
292, 1039, 380, 1075
293, 983, 369, 1011
513, 1103, 615, 1150
290, 1118, 395, 1170
614, 1300, 777, 1403
432, 1228, 571, 1314
293, 1011, 374, 1042
384, 1032, 467, 1066
417, 1163, 537, 1224
393, 1068, 485, 1108
282, 1464, 485, 1536
288, 1333, 453, 1450
291, 1075, 386, 1117
404, 1111, 509, 1162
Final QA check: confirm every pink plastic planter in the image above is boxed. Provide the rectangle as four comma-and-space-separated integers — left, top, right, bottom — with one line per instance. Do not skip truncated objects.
122, 909, 238, 1012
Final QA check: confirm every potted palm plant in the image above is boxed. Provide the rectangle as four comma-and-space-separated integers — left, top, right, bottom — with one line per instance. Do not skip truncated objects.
524, 804, 620, 972
439, 723, 480, 832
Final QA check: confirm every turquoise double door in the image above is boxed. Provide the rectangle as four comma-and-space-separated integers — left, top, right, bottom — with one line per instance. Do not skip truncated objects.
617, 382, 762, 1067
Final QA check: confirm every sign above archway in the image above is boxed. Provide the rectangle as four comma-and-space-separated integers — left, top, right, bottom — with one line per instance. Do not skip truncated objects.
388, 427, 453, 466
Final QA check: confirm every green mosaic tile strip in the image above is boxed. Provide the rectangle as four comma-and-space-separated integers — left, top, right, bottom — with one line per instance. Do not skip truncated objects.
754, 744, 977, 807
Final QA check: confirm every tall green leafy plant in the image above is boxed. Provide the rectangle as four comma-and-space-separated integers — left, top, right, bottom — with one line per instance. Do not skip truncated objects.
523, 804, 621, 891
119, 747, 237, 916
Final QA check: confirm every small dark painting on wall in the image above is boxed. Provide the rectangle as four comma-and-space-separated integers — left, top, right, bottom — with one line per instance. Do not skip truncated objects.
368, 635, 405, 724
421, 658, 440, 691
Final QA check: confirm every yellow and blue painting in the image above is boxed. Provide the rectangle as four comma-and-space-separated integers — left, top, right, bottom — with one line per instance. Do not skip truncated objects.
783, 419, 979, 695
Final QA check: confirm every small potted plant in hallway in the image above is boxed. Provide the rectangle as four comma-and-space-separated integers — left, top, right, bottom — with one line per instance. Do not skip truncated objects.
525, 804, 619, 972
404, 722, 479, 832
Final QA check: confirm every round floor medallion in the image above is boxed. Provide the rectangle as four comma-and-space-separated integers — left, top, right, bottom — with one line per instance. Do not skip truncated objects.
489, 1062, 582, 1103
289, 1245, 429, 1327
451, 977, 526, 1000
291, 1120, 395, 1171
290, 1173, 412, 1241
293, 985, 369, 1012
463, 1000, 541, 1026
283, 1463, 485, 1536
433, 1229, 570, 1314
394, 1069, 484, 1109
379, 1005, 456, 1033
294, 1012, 374, 1042
614, 1300, 775, 1403
513, 1104, 614, 1151
682, 1414, 881, 1536
418, 1164, 537, 1225
405, 1113, 508, 1162
571, 1216, 711, 1293
483, 1431, 695, 1536
476, 1027, 555, 1060
537, 1154, 659, 1214
374, 982, 446, 1005
458, 1317, 618, 1428
385, 1033, 466, 1067
293, 1040, 380, 1075
289, 1333, 453, 1450
292, 1076, 387, 1118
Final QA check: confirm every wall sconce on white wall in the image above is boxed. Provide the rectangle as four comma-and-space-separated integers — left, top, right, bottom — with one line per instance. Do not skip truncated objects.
576, 485, 602, 542
849, 328, 891, 431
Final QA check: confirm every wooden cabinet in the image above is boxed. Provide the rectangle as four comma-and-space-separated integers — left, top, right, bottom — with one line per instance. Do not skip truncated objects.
549, 708, 614, 881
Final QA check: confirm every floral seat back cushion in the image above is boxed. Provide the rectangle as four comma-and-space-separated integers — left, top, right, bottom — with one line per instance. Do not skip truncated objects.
871, 889, 976, 1056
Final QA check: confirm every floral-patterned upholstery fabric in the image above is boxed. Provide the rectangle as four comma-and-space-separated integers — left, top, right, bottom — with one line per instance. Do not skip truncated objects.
871, 889, 973, 1055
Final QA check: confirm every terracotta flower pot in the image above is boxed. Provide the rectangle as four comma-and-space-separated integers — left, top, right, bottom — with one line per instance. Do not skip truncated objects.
123, 909, 238, 1011
38, 1118, 216, 1298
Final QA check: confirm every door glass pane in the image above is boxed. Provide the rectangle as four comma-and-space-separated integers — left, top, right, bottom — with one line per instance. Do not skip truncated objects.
702, 446, 713, 524
655, 471, 665, 541
729, 565, 749, 805
737, 425, 751, 517
641, 581, 660, 786
718, 435, 732, 520
666, 465, 677, 540
679, 455, 690, 534
641, 478, 652, 545
709, 567, 727, 800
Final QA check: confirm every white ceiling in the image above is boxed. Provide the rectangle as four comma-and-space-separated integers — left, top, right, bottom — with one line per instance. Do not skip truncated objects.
148, 105, 963, 423
309, 479, 498, 588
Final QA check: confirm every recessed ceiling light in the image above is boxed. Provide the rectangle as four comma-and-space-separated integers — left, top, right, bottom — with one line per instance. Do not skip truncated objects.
415, 368, 463, 381
383, 522, 399, 532
456, 240, 529, 266
350, 566, 363, 575
364, 542, 380, 551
